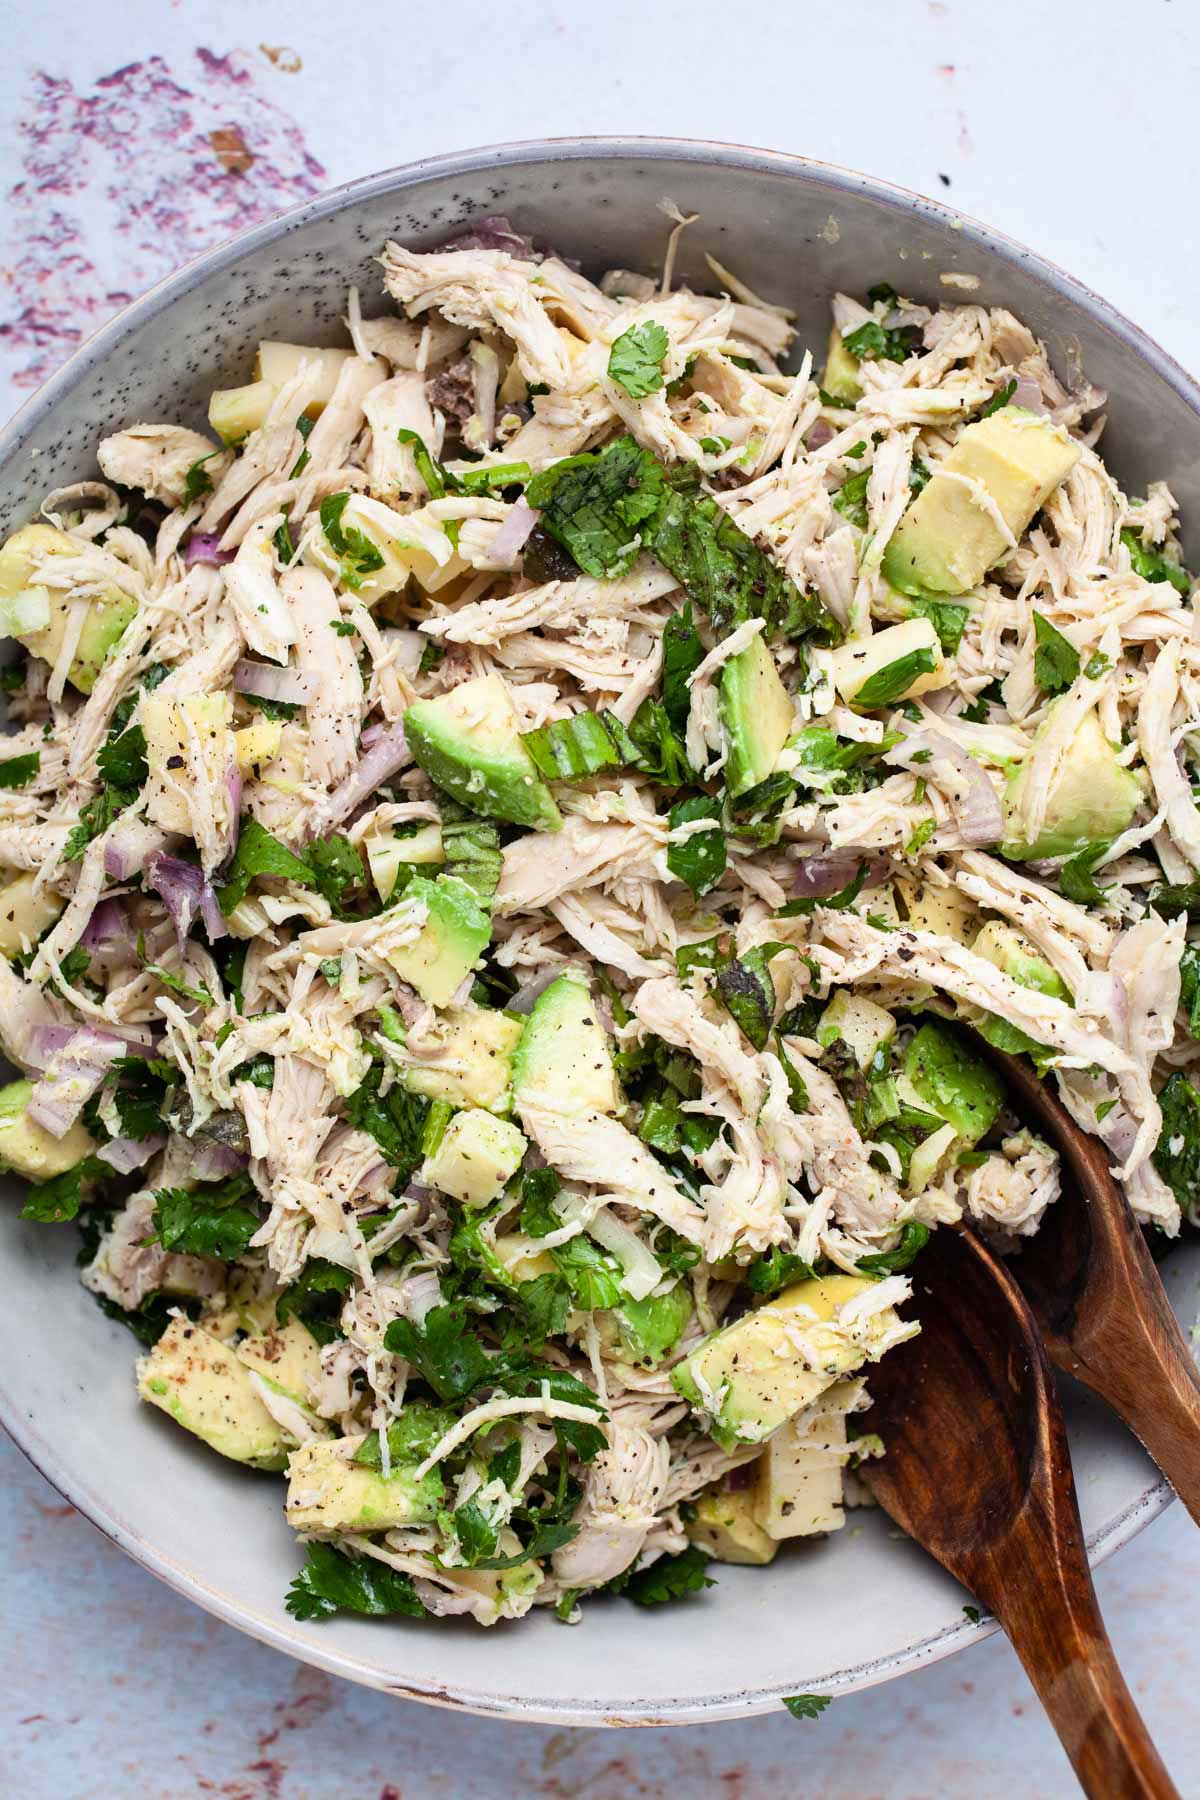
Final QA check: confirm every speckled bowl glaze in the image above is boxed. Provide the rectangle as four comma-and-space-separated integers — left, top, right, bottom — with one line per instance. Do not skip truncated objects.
1, 139, 1198, 1727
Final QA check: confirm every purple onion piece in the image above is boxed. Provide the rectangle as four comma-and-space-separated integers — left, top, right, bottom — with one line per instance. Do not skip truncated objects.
189, 1141, 249, 1182
319, 724, 411, 831
508, 966, 563, 1016
791, 851, 889, 899
144, 851, 226, 948
97, 1134, 165, 1174
433, 214, 537, 259
485, 498, 539, 567
81, 898, 124, 950
233, 659, 310, 705
184, 532, 234, 568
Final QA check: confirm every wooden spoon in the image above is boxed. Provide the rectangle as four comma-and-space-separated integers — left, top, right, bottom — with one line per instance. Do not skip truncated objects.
863, 1224, 1179, 1799
976, 1044, 1200, 1527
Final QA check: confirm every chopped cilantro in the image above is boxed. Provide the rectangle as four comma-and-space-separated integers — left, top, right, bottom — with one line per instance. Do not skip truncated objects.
607, 320, 669, 399
1033, 612, 1080, 694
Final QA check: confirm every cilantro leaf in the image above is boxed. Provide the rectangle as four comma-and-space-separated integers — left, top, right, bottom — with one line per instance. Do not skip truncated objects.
345, 1058, 430, 1178
62, 727, 148, 861
715, 946, 777, 1050
666, 795, 726, 897
97, 724, 149, 790
0, 751, 39, 789
1059, 841, 1112, 907
396, 428, 455, 500
832, 468, 870, 531
614, 1545, 715, 1606
276, 1258, 352, 1344
1033, 612, 1080, 694
1149, 880, 1200, 921
851, 648, 936, 710
907, 598, 968, 655
285, 1542, 425, 1622
150, 1183, 260, 1259
1180, 943, 1200, 1038
552, 1235, 624, 1310
627, 697, 694, 787
1152, 1072, 1200, 1215
979, 379, 1017, 419
183, 451, 220, 505
319, 493, 386, 592
1121, 527, 1191, 596
856, 1220, 929, 1275
520, 1167, 563, 1237
650, 479, 832, 644
19, 1156, 110, 1223
384, 1300, 511, 1402
217, 817, 316, 915
783, 1693, 832, 1721
607, 320, 669, 399
841, 314, 918, 364
525, 435, 666, 579
303, 833, 364, 914
662, 601, 705, 733
744, 1247, 817, 1296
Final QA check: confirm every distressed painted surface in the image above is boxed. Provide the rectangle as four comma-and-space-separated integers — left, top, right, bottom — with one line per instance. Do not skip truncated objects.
3, 2, 1200, 1794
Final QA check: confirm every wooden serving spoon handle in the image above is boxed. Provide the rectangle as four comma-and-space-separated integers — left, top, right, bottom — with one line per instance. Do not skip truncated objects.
865, 1226, 1180, 1798
988, 1050, 1200, 1527
969, 1498, 1178, 1798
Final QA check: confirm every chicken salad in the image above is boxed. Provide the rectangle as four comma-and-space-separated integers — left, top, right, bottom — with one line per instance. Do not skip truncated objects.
0, 210, 1196, 1626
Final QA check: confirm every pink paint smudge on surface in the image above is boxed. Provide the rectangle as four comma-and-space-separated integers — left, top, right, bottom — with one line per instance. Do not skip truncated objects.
0, 49, 327, 393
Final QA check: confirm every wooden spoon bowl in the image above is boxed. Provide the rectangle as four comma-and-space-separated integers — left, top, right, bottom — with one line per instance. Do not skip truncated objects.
976, 1045, 1200, 1527
864, 1224, 1178, 1798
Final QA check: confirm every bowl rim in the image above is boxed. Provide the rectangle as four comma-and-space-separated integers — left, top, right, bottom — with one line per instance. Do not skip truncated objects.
0, 132, 1190, 1727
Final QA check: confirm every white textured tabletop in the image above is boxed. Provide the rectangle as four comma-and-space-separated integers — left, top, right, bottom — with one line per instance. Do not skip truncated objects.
3, 3, 1200, 1795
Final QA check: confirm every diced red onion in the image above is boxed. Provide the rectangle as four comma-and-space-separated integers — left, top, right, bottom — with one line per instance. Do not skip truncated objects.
885, 728, 1003, 848
97, 1134, 165, 1174
509, 966, 562, 1015
185, 532, 234, 568
807, 420, 835, 451
485, 499, 539, 568
190, 1141, 249, 1182
104, 818, 166, 882
144, 851, 226, 947
81, 898, 124, 950
318, 724, 411, 831
360, 722, 387, 750
357, 1161, 393, 1194
233, 659, 311, 704
28, 1026, 130, 1137
1012, 375, 1046, 414
434, 214, 537, 259
792, 851, 889, 899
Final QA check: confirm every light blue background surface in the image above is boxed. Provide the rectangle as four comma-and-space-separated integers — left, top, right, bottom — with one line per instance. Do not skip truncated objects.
3, 3, 1200, 1793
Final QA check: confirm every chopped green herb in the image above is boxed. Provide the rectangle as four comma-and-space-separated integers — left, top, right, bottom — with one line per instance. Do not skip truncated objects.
607, 320, 669, 399
0, 751, 39, 789
1033, 612, 1080, 694
783, 1694, 832, 1721
525, 435, 665, 579
979, 379, 1017, 419
666, 795, 727, 897
285, 1542, 425, 1621
1121, 527, 1191, 596
319, 493, 386, 592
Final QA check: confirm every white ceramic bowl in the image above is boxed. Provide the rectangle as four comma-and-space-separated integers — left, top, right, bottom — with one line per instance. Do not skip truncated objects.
1, 138, 1198, 1726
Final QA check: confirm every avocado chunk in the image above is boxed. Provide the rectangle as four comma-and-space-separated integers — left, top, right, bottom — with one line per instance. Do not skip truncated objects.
404, 674, 562, 832
672, 1273, 908, 1449
137, 1318, 292, 1469
364, 823, 445, 902
1001, 707, 1142, 860
0, 523, 137, 695
882, 406, 1081, 599
384, 874, 492, 1007
0, 872, 64, 960
209, 342, 353, 443
400, 1004, 523, 1112
719, 633, 795, 797
688, 1485, 778, 1565
142, 691, 235, 835
0, 1076, 96, 1178
816, 991, 896, 1072
236, 1317, 323, 1413
285, 1436, 444, 1533
902, 1020, 1005, 1147
831, 617, 945, 709
511, 971, 620, 1116
820, 327, 862, 404
614, 1284, 693, 1366
966, 920, 1071, 1059
422, 1108, 528, 1206
752, 1377, 863, 1540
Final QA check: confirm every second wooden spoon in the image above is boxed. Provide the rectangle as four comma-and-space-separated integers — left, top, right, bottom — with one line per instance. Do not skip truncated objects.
977, 1044, 1200, 1527
864, 1224, 1178, 1799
